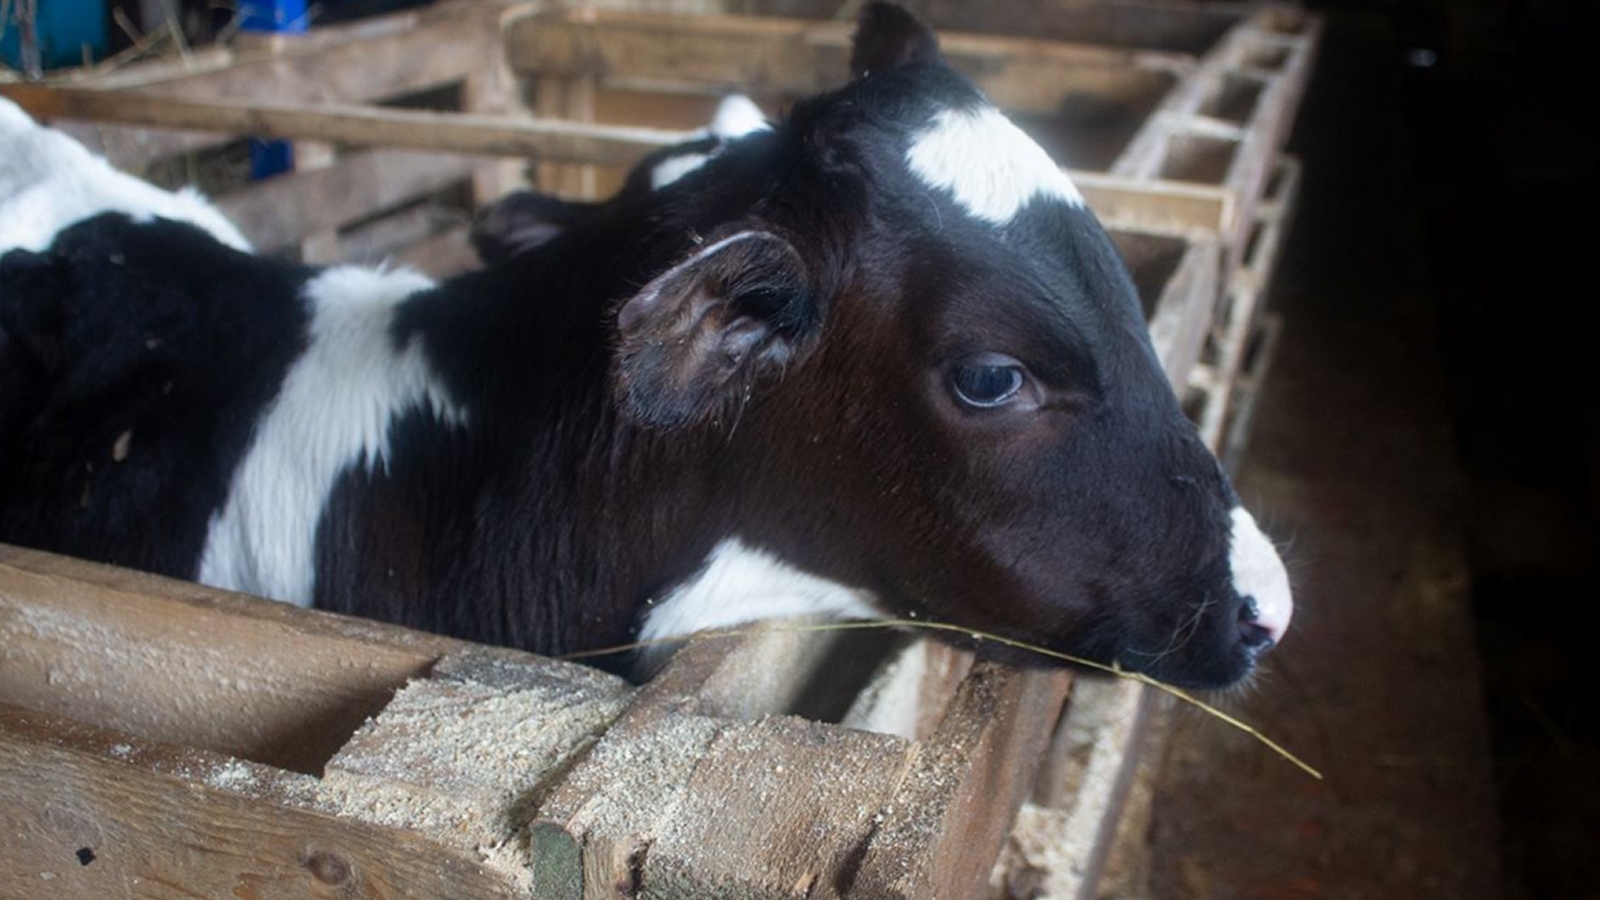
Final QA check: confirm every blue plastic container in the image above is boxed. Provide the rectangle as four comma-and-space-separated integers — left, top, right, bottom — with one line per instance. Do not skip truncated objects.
241, 0, 310, 180
1, 0, 108, 70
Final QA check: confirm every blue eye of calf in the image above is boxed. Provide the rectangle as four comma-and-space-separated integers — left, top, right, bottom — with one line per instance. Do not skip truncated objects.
950, 362, 1024, 408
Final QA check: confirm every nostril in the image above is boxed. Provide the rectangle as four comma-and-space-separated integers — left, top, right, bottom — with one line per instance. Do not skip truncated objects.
1238, 597, 1275, 653
1239, 620, 1275, 653
1240, 595, 1262, 623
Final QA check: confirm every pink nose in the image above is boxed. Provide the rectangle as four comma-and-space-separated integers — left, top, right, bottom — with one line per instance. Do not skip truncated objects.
1229, 507, 1293, 647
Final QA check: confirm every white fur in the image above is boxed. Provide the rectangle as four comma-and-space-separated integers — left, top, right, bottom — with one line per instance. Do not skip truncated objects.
197, 266, 461, 605
650, 153, 714, 191
708, 94, 768, 141
1229, 507, 1293, 642
0, 98, 250, 253
639, 537, 880, 652
650, 94, 770, 190
906, 105, 1085, 224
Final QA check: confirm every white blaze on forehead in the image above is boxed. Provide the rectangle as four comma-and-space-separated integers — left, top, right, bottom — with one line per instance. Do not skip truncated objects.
197, 265, 462, 606
1229, 507, 1293, 643
906, 105, 1084, 224
637, 537, 881, 667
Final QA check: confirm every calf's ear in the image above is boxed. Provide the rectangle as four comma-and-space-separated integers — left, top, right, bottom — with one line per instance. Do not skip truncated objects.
613, 231, 820, 428
850, 2, 942, 78
470, 191, 601, 264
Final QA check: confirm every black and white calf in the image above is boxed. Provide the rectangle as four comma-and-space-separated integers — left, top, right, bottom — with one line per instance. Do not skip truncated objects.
470, 94, 770, 264
0, 4, 1291, 689
0, 97, 250, 253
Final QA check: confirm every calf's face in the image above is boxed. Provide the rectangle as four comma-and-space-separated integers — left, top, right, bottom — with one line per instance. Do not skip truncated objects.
609, 5, 1291, 688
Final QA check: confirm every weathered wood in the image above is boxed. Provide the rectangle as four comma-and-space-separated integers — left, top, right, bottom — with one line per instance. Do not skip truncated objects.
847, 662, 1075, 898
506, 9, 1189, 116
1221, 312, 1283, 476
841, 639, 976, 740
214, 148, 482, 254
1148, 239, 1223, 390
1196, 155, 1301, 448
1075, 171, 1230, 238
315, 652, 634, 891
46, 2, 503, 168
1113, 7, 1320, 263
991, 678, 1155, 900
0, 83, 693, 166
0, 703, 526, 900
0, 545, 463, 774
638, 717, 915, 899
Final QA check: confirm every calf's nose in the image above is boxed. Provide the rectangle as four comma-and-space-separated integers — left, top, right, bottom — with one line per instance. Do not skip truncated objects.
1229, 507, 1293, 645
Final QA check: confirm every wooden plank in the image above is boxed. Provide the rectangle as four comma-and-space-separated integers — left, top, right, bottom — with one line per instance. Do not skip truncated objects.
1196, 155, 1301, 447
506, 10, 1190, 117
992, 678, 1155, 900
46, 2, 503, 168
0, 703, 525, 900
214, 148, 481, 254
316, 650, 633, 887
1221, 312, 1283, 475
0, 84, 692, 167
841, 640, 976, 740
0, 545, 464, 774
1074, 172, 1230, 237
847, 662, 1075, 898
1147, 240, 1222, 389
65, 6, 435, 91
638, 717, 915, 899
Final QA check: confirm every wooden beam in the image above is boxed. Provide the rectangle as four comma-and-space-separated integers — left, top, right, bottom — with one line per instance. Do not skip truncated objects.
215, 148, 481, 253
42, 2, 503, 168
1147, 239, 1222, 390
505, 10, 1190, 116
0, 545, 464, 774
1074, 172, 1231, 237
848, 662, 1075, 898
0, 84, 693, 166
0, 703, 527, 899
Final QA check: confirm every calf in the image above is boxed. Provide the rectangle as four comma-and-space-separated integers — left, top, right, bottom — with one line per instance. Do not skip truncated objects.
0, 97, 250, 253
0, 4, 1291, 689
471, 94, 770, 264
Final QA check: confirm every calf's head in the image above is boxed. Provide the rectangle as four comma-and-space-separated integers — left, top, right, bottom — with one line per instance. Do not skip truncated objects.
605, 3, 1291, 688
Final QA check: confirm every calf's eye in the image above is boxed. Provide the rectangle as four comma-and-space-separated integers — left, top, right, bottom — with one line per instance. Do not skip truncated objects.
949, 355, 1026, 409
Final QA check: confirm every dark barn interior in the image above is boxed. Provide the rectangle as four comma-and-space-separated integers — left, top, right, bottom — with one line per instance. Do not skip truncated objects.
1146, 1, 1598, 897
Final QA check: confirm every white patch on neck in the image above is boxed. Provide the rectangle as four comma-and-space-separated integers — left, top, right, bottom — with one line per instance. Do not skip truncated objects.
906, 105, 1085, 224
637, 537, 881, 664
1229, 507, 1293, 643
197, 266, 461, 606
649, 94, 770, 190
0, 98, 251, 253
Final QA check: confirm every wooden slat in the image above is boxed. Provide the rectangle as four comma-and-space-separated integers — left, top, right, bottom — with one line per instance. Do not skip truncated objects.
0, 545, 464, 774
993, 678, 1156, 900
1148, 240, 1223, 389
44, 2, 503, 168
848, 663, 1075, 898
0, 703, 526, 900
506, 10, 1189, 116
0, 84, 692, 167
1075, 172, 1230, 237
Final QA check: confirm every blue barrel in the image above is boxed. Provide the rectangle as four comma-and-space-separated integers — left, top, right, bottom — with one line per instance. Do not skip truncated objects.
1, 0, 109, 70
